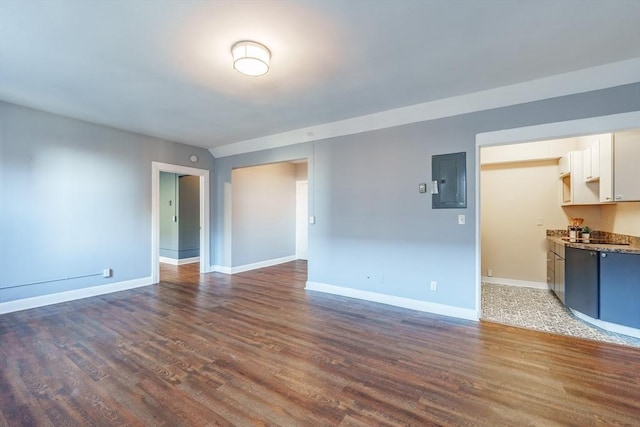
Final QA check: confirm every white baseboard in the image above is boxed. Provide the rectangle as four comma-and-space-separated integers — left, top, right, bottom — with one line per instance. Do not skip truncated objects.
305, 281, 478, 321
212, 255, 297, 275
211, 265, 232, 274
571, 310, 640, 339
159, 256, 199, 265
0, 276, 155, 315
482, 276, 549, 290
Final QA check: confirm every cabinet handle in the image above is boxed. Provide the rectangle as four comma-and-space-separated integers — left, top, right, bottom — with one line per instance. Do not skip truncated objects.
601, 253, 607, 258
615, 195, 622, 200
605, 197, 612, 200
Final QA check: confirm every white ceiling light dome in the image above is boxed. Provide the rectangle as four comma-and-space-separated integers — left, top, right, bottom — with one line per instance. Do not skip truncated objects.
231, 41, 271, 77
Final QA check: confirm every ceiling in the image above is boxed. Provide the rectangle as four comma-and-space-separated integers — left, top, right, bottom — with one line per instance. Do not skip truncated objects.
1, 0, 639, 151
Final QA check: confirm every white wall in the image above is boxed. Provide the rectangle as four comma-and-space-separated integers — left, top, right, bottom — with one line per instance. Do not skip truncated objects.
481, 160, 601, 284
231, 163, 297, 267
481, 137, 580, 164
295, 162, 308, 181
601, 202, 640, 236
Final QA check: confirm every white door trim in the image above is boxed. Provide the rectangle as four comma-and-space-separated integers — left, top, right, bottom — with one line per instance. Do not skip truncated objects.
152, 162, 211, 283
295, 180, 309, 260
474, 111, 640, 318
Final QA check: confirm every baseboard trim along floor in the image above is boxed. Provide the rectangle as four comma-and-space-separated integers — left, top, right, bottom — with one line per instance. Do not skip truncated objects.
0, 276, 154, 314
305, 281, 478, 321
212, 255, 297, 275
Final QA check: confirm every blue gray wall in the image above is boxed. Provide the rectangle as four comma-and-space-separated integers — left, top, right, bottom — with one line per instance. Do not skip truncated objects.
231, 162, 296, 266
2, 83, 639, 311
214, 83, 640, 311
0, 101, 214, 302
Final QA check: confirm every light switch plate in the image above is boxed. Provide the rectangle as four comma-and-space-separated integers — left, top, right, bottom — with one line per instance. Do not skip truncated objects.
418, 183, 427, 193
458, 214, 465, 225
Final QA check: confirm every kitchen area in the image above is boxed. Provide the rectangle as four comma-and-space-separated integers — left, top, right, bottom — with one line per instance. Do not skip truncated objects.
480, 129, 640, 345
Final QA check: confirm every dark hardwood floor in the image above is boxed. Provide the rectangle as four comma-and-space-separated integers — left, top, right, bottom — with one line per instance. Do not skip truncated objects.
1, 261, 639, 426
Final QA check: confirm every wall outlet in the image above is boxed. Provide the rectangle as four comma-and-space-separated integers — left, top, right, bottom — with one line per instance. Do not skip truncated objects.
487, 269, 493, 277
309, 216, 316, 224
103, 268, 112, 278
458, 215, 465, 225
430, 280, 437, 291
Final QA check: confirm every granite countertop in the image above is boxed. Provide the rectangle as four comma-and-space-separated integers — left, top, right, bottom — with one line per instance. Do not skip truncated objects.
547, 236, 640, 255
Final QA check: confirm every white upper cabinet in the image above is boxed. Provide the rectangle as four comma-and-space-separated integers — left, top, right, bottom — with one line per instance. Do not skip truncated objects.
599, 134, 613, 202
583, 139, 600, 182
558, 153, 571, 177
613, 130, 640, 202
560, 151, 599, 205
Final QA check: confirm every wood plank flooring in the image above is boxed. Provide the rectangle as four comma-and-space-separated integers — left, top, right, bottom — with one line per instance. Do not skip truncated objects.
1, 260, 639, 426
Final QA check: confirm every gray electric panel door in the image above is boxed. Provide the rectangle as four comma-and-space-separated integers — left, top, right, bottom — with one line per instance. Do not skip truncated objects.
432, 152, 466, 209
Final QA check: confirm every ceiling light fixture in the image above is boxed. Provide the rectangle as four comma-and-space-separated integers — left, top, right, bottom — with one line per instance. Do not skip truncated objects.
231, 41, 271, 77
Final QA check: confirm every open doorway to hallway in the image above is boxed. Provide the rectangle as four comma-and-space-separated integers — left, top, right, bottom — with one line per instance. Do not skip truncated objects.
159, 173, 200, 280
151, 162, 210, 284
230, 160, 309, 279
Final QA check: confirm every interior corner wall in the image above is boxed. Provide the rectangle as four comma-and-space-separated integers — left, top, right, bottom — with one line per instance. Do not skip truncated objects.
0, 101, 215, 303
481, 160, 601, 283
231, 163, 297, 267
212, 82, 639, 312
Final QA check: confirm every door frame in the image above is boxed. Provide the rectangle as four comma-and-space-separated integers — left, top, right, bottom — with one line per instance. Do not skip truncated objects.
295, 180, 309, 260
152, 161, 210, 283
474, 111, 640, 318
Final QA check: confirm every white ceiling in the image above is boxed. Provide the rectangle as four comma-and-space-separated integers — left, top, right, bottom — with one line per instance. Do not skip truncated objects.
1, 0, 639, 151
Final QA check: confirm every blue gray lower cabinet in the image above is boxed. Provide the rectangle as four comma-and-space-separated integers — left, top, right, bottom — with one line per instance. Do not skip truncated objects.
565, 247, 599, 319
599, 252, 640, 328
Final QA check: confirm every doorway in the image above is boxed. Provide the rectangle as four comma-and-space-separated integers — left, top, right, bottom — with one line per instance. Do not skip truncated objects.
151, 162, 210, 283
476, 111, 638, 315
475, 112, 639, 344
296, 180, 309, 260
229, 160, 308, 274
159, 173, 201, 266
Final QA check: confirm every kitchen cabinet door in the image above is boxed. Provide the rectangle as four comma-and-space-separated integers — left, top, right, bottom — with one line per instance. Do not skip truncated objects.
558, 153, 571, 178
583, 141, 600, 182
599, 134, 613, 203
547, 250, 555, 291
565, 247, 599, 318
599, 252, 640, 328
613, 130, 640, 202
